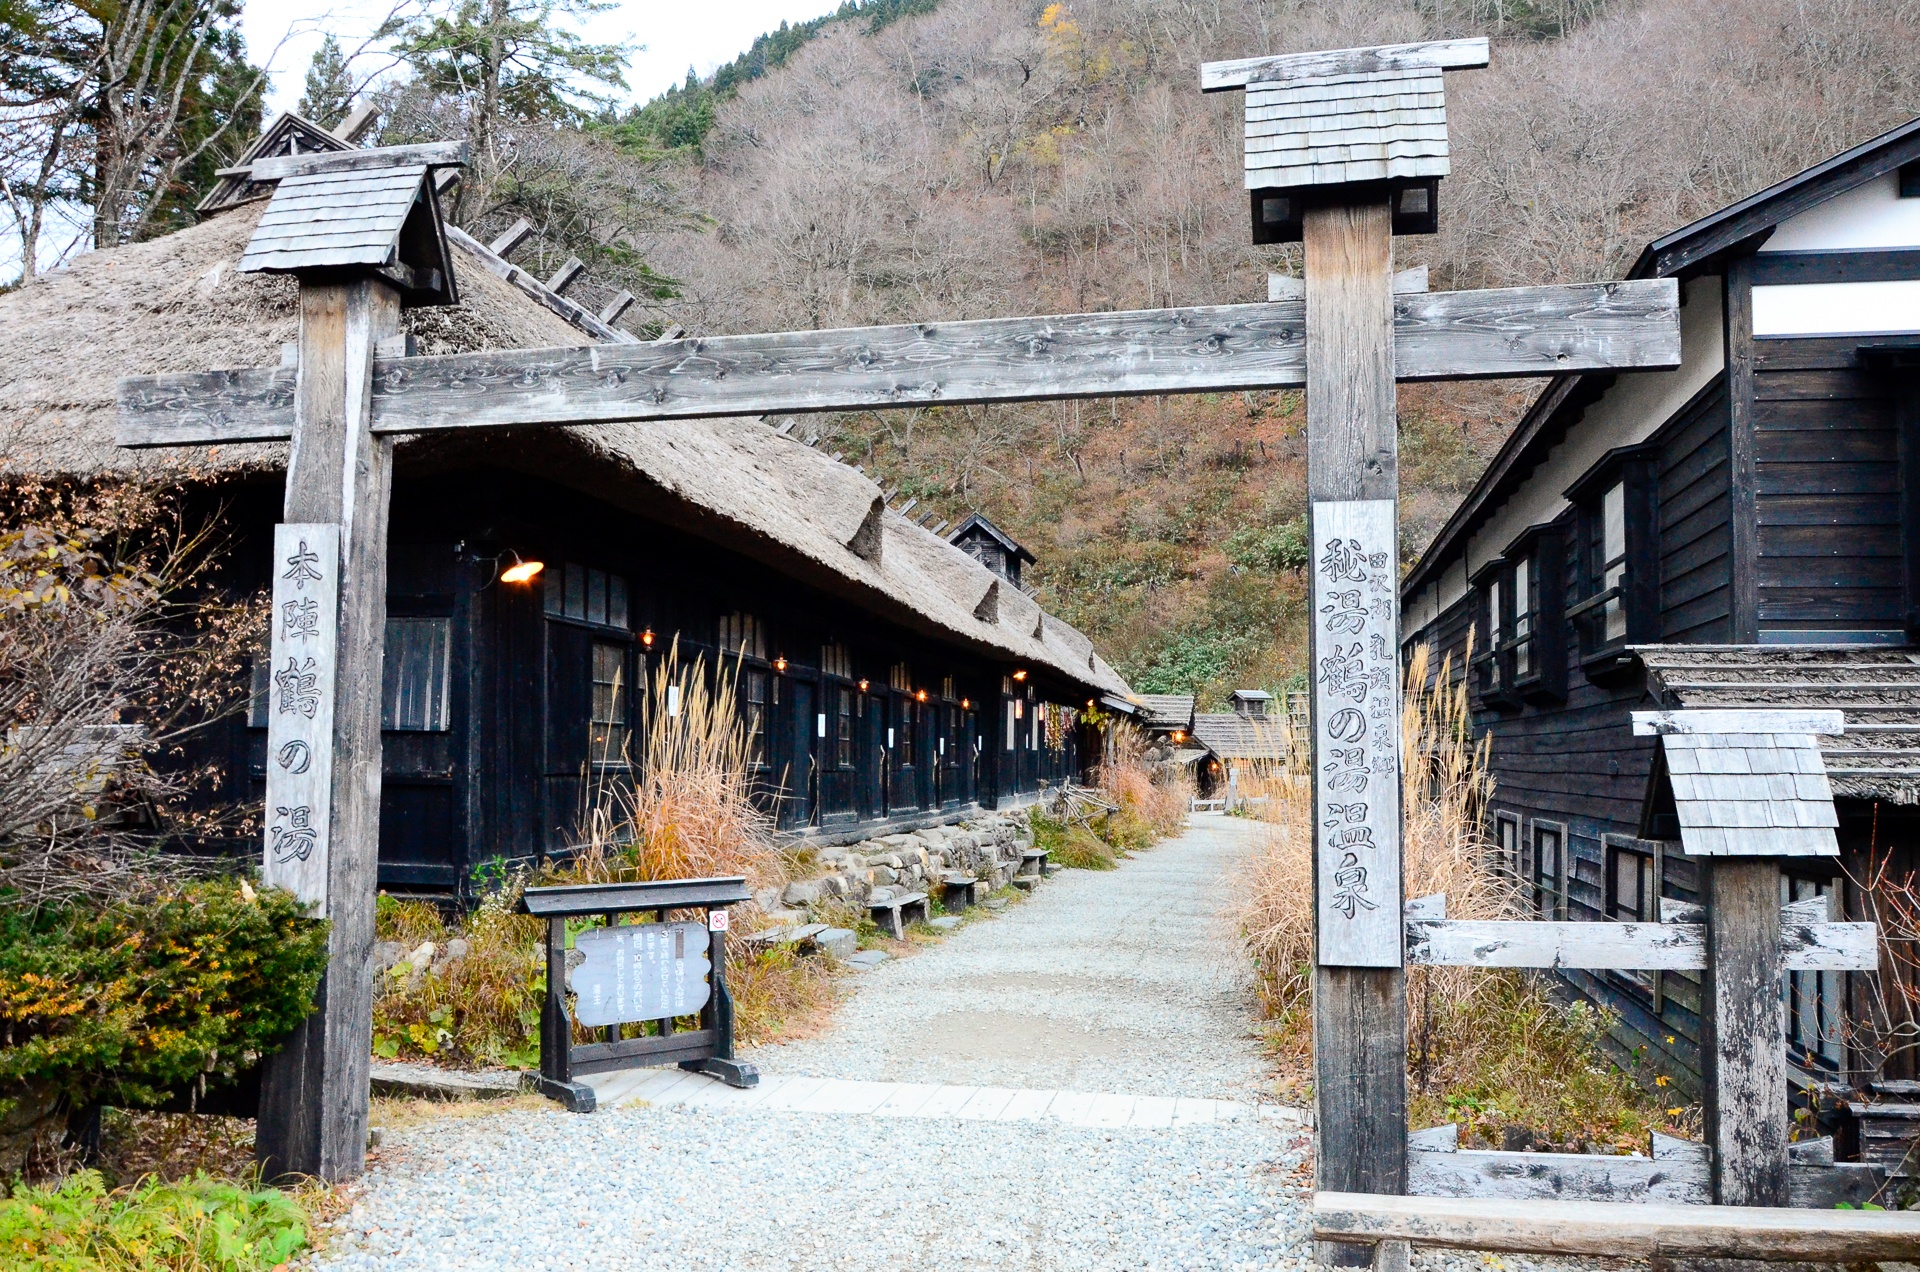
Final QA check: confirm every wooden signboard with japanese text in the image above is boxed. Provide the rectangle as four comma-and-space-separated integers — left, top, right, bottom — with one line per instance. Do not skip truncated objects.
570, 921, 713, 1027
263, 523, 340, 915
1311, 499, 1403, 968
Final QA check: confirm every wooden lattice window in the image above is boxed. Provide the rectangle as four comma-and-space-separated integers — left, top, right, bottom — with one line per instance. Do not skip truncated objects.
1494, 812, 1520, 880
546, 562, 628, 629
1785, 873, 1845, 1072
383, 617, 451, 732
718, 612, 765, 660
1529, 820, 1565, 920
835, 687, 854, 769
821, 641, 853, 679
743, 668, 769, 767
590, 641, 631, 766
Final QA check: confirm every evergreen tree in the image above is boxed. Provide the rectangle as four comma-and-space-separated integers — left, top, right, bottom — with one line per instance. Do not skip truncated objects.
298, 34, 355, 129
381, 0, 629, 160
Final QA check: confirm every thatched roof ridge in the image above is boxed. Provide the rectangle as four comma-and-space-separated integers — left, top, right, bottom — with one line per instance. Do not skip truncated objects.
0, 201, 1128, 697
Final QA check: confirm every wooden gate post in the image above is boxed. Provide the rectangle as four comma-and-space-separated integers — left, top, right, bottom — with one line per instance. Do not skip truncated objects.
1306, 198, 1408, 1253
1704, 858, 1790, 1206
255, 276, 401, 1182
229, 141, 463, 1182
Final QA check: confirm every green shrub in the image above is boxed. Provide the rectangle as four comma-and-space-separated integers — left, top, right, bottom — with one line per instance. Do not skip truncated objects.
0, 881, 327, 1154
1030, 813, 1116, 870
0, 1168, 309, 1270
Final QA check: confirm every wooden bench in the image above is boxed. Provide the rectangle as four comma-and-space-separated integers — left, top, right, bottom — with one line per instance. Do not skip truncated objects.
939, 873, 979, 911
866, 890, 929, 939
1313, 1190, 1920, 1265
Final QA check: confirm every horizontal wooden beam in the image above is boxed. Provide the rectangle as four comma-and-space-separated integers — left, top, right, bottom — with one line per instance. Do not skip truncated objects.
1405, 917, 1876, 971
1631, 708, 1845, 736
251, 141, 469, 181
1407, 1143, 1873, 1208
117, 280, 1680, 448
1315, 1187, 1913, 1261
1201, 38, 1490, 92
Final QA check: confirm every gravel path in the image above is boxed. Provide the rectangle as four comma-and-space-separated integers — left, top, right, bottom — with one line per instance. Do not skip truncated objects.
747, 812, 1274, 1100
318, 816, 1572, 1270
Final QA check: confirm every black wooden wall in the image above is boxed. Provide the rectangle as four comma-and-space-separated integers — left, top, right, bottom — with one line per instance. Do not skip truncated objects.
190, 465, 1093, 902
1752, 337, 1909, 640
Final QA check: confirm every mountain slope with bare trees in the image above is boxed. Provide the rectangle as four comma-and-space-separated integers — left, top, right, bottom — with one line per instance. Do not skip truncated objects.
636, 0, 1920, 699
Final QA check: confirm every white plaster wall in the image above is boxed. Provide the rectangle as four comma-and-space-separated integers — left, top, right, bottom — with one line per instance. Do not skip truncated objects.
1753, 279, 1920, 336
1759, 172, 1920, 252
1409, 273, 1725, 626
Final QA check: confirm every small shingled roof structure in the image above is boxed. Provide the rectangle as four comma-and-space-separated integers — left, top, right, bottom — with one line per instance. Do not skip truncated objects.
1191, 712, 1291, 763
236, 144, 466, 306
1241, 67, 1450, 192
1200, 37, 1489, 243
1135, 694, 1196, 732
1632, 708, 1842, 857
1638, 645, 1920, 805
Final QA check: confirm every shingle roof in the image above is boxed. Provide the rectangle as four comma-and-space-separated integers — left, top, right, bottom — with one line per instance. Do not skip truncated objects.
1639, 646, 1920, 805
1633, 708, 1842, 857
238, 165, 430, 273
1136, 694, 1195, 730
1191, 712, 1291, 762
1242, 67, 1450, 192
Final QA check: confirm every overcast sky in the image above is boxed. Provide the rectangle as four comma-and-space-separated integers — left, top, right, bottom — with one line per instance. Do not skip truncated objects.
240, 0, 846, 117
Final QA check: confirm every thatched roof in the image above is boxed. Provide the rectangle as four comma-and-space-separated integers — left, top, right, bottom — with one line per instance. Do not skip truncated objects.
0, 201, 1130, 697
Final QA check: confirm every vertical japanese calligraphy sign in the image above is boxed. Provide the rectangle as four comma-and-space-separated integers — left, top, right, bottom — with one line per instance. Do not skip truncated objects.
1311, 499, 1403, 967
264, 523, 341, 915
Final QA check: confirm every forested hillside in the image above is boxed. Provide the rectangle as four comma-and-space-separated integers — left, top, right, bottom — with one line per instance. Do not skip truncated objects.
12, 0, 1916, 703
625, 0, 1919, 703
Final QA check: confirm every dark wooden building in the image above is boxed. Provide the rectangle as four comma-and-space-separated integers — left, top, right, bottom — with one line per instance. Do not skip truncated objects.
2, 115, 1134, 902
1400, 117, 1920, 1097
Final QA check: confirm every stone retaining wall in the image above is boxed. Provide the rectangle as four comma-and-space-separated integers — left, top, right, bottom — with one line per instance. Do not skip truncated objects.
761, 807, 1038, 913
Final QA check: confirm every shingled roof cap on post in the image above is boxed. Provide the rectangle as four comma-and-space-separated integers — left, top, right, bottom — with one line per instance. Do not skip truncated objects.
1201, 37, 1489, 244
236, 141, 469, 307
1632, 709, 1845, 858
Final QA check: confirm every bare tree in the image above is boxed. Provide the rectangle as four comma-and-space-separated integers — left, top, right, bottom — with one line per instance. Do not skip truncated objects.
0, 480, 262, 909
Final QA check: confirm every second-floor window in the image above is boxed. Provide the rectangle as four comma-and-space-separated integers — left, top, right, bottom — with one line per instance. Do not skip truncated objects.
1566, 444, 1657, 668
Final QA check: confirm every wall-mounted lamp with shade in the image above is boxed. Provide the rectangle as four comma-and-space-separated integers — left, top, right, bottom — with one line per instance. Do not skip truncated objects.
640, 628, 655, 648
773, 656, 789, 673
500, 554, 544, 584
1012, 669, 1028, 682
